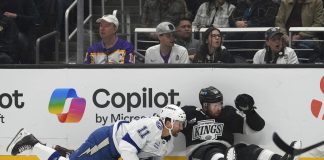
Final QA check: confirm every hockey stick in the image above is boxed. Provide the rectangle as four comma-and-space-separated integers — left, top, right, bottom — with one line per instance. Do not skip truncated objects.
273, 132, 324, 156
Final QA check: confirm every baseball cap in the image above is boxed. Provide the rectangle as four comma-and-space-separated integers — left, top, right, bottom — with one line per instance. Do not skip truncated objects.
96, 14, 119, 29
265, 27, 283, 39
156, 22, 176, 35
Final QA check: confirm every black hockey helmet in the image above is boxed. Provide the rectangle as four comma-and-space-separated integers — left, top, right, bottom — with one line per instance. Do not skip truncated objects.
199, 86, 223, 105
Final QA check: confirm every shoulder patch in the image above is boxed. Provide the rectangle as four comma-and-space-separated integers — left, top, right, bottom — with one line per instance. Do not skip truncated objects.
156, 120, 163, 130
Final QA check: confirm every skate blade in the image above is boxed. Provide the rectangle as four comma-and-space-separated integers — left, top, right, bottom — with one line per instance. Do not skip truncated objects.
6, 128, 25, 153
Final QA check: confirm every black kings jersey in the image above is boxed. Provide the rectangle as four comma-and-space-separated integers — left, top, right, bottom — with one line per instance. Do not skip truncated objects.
181, 105, 245, 147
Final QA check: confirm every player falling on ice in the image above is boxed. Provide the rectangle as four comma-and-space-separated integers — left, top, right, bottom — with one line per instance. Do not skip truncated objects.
181, 86, 301, 160
7, 104, 186, 160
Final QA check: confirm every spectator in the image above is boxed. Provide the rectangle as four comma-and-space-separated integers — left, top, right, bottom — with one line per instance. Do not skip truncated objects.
1, 0, 40, 64
181, 86, 302, 160
175, 17, 201, 62
145, 22, 190, 64
193, 27, 235, 63
141, 0, 188, 28
0, 15, 18, 64
192, 0, 236, 30
84, 13, 135, 64
226, 0, 279, 57
184, 0, 206, 21
229, 0, 278, 27
253, 27, 299, 64
7, 105, 187, 160
275, 0, 324, 63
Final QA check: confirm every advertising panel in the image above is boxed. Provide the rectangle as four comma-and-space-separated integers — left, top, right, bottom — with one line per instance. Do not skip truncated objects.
0, 68, 323, 157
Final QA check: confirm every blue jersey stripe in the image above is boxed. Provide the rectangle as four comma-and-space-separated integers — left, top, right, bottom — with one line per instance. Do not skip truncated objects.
48, 151, 61, 160
122, 133, 141, 153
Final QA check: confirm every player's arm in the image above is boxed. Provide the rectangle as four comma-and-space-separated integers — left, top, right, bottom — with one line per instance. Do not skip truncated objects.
234, 94, 265, 132
118, 120, 157, 160
118, 132, 142, 160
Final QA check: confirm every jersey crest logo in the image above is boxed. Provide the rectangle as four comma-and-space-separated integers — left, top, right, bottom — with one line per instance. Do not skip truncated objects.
192, 119, 224, 140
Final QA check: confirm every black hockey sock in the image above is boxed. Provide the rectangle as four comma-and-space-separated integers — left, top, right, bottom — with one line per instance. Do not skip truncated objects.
270, 154, 282, 160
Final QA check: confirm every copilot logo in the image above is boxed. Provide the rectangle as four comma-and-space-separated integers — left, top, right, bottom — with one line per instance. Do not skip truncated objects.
48, 88, 86, 123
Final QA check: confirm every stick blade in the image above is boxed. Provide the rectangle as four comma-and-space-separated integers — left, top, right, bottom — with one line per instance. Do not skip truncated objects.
273, 132, 294, 154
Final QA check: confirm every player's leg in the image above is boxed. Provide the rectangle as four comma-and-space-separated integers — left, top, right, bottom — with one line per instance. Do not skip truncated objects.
68, 125, 119, 160
54, 144, 74, 157
224, 146, 236, 160
235, 141, 301, 160
7, 128, 67, 160
189, 143, 229, 160
235, 143, 281, 160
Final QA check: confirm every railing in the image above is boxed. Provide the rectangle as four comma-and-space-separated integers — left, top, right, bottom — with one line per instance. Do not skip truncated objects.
35, 31, 60, 64
288, 27, 324, 47
134, 28, 158, 54
125, 12, 131, 42
139, 0, 143, 16
65, 0, 93, 64
201, 27, 275, 52
134, 27, 274, 57
288, 27, 324, 63
101, 0, 127, 34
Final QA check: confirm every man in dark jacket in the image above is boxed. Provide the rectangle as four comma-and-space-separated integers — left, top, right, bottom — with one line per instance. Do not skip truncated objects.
0, 14, 18, 63
0, 0, 40, 64
225, 0, 279, 59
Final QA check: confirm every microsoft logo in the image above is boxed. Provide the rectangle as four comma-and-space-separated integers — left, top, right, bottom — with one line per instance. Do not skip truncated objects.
48, 88, 86, 123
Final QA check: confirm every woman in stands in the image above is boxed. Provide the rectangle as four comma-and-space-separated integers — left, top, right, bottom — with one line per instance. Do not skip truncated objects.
193, 27, 235, 63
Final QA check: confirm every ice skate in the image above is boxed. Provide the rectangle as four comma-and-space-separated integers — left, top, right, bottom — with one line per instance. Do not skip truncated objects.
6, 128, 40, 155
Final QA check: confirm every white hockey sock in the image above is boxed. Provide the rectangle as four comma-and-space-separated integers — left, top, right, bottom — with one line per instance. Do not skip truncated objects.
257, 149, 275, 160
211, 153, 224, 160
32, 143, 67, 160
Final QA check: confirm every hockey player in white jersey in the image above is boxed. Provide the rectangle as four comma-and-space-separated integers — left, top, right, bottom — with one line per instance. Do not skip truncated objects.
6, 104, 186, 160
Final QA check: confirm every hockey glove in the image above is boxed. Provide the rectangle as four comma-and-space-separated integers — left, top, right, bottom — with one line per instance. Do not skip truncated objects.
235, 94, 256, 113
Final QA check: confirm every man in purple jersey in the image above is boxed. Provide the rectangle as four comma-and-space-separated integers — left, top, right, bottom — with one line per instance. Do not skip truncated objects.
84, 11, 135, 64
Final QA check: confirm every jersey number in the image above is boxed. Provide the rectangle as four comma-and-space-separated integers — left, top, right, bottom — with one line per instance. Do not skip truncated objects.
137, 126, 150, 138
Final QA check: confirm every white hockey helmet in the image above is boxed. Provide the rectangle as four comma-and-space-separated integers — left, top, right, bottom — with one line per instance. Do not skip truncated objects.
159, 104, 186, 127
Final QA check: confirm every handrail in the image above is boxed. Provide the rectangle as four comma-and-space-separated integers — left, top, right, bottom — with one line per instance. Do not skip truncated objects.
288, 27, 324, 47
65, 0, 77, 64
139, 0, 143, 16
101, 0, 105, 16
134, 27, 274, 57
35, 31, 60, 64
134, 27, 276, 33
102, 0, 126, 34
121, 0, 125, 34
126, 12, 131, 42
65, 0, 93, 64
134, 50, 145, 59
200, 27, 276, 32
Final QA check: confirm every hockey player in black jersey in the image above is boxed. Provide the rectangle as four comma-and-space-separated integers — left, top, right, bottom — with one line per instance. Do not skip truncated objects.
181, 86, 301, 160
